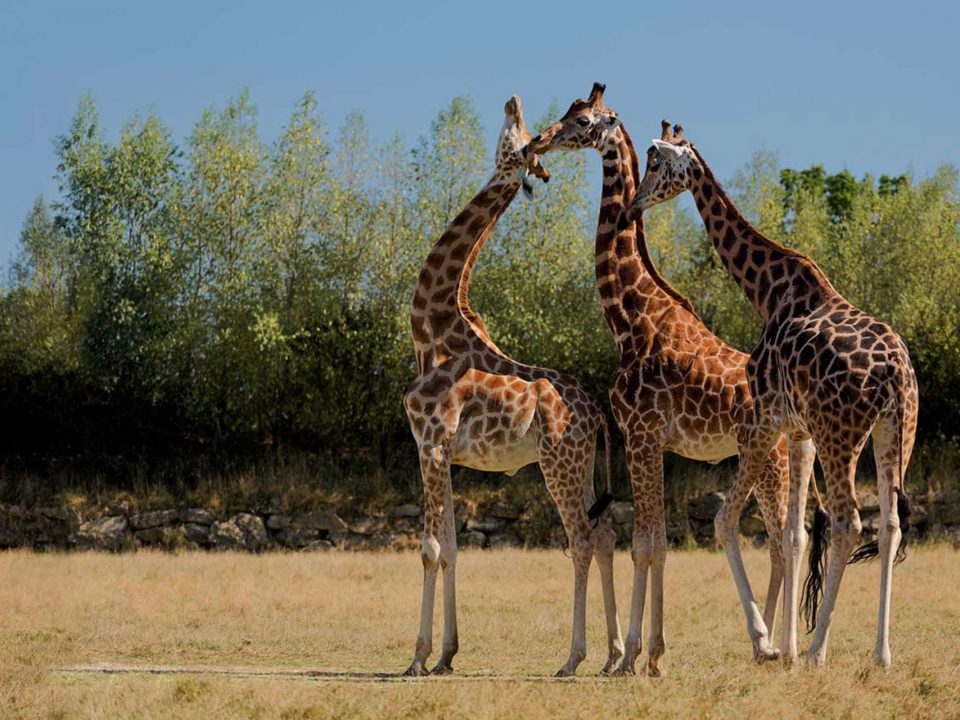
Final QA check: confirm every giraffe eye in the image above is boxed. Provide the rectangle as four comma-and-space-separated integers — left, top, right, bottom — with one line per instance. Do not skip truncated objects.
576, 116, 591, 127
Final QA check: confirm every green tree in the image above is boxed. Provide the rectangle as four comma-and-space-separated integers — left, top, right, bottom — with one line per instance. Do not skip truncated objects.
178, 90, 265, 441
1, 198, 78, 373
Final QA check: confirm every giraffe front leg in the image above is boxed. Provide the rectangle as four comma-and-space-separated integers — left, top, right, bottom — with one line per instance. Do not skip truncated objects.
806, 449, 865, 668
405, 447, 450, 677
780, 436, 814, 666
615, 443, 663, 676
616, 531, 648, 676
754, 441, 790, 649
645, 528, 667, 677
761, 542, 784, 655
719, 419, 781, 662
430, 479, 459, 675
716, 486, 774, 662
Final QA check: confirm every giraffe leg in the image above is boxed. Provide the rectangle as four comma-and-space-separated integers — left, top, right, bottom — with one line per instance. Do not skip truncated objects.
554, 508, 594, 678
716, 419, 780, 662
430, 478, 459, 675
405, 447, 450, 676
753, 445, 788, 649
780, 436, 815, 665
544, 463, 595, 678
806, 443, 866, 668
582, 447, 624, 675
646, 517, 667, 677
871, 412, 914, 668
615, 441, 663, 676
617, 518, 649, 676
873, 450, 899, 670
594, 515, 625, 674
761, 532, 784, 649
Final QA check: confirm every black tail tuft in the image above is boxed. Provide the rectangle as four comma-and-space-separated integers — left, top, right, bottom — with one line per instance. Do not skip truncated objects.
587, 492, 614, 524
848, 539, 879, 564
801, 504, 830, 634
849, 489, 912, 566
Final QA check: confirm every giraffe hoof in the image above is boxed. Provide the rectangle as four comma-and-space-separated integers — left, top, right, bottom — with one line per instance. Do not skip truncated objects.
429, 662, 454, 675
646, 664, 663, 678
554, 667, 576, 678
599, 654, 623, 675
754, 644, 781, 663
612, 661, 637, 677
403, 662, 430, 677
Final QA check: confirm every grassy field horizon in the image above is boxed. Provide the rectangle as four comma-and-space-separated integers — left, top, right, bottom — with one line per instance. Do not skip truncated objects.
2, 546, 958, 719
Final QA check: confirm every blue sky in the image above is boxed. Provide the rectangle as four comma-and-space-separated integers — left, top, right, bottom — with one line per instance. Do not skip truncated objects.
2, 0, 957, 267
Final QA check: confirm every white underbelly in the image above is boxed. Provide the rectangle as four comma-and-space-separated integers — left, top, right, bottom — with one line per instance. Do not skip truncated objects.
450, 427, 540, 474
669, 433, 739, 464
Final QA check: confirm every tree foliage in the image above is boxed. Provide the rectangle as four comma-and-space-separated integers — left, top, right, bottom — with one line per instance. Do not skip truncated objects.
1, 93, 958, 481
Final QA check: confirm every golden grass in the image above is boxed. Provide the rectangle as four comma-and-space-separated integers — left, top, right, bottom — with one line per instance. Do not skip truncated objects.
1, 546, 958, 719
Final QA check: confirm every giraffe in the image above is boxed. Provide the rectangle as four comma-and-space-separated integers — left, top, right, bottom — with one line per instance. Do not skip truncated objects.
626, 122, 919, 667
524, 84, 798, 675
403, 95, 624, 677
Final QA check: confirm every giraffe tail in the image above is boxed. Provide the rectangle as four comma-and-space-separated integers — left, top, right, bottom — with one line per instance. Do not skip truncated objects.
587, 414, 614, 522
801, 477, 830, 634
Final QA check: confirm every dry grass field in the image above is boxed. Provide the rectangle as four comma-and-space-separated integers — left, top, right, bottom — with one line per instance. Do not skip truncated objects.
1, 546, 959, 719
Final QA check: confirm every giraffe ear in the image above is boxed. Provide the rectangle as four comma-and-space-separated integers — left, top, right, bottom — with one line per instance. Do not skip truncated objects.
651, 139, 684, 161
600, 113, 621, 129
520, 171, 534, 201
521, 178, 534, 201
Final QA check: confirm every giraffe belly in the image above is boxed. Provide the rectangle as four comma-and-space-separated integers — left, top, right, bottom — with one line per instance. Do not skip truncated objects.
669, 432, 738, 464
450, 427, 540, 474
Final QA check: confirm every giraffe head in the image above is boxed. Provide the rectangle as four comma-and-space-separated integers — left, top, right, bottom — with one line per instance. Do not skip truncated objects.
496, 95, 550, 200
523, 82, 622, 156
625, 121, 700, 221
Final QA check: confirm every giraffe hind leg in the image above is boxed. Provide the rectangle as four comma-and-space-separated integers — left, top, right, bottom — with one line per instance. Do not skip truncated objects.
806, 440, 867, 668
868, 410, 915, 668
581, 437, 625, 675
546, 472, 594, 678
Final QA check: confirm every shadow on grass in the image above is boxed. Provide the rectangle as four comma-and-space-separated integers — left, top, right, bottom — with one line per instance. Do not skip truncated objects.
54, 663, 590, 683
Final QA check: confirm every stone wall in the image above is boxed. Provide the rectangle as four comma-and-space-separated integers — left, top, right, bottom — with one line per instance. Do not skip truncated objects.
1, 489, 958, 552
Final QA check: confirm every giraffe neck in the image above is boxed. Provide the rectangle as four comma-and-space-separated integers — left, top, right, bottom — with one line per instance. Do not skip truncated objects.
595, 127, 698, 360
687, 145, 835, 322
456, 216, 498, 347
410, 172, 519, 369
